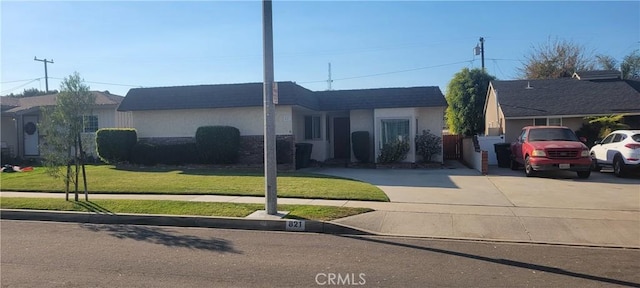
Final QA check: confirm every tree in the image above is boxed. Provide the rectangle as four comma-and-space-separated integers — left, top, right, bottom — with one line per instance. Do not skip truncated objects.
621, 50, 640, 79
445, 68, 496, 136
595, 54, 617, 70
5, 88, 58, 97
519, 38, 595, 79
39, 72, 95, 201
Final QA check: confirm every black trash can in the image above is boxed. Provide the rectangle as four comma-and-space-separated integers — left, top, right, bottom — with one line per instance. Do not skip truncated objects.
295, 143, 313, 169
494, 143, 511, 168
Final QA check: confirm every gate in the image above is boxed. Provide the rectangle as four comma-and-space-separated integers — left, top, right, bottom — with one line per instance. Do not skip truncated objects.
443, 134, 463, 160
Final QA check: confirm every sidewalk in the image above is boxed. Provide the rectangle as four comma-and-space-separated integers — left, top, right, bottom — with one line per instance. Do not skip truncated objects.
2, 191, 638, 248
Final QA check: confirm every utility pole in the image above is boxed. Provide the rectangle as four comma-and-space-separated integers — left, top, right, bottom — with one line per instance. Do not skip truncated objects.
34, 57, 54, 92
262, 0, 277, 215
327, 63, 333, 91
474, 37, 485, 71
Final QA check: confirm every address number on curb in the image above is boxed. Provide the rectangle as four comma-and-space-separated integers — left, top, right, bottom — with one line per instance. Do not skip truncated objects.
285, 220, 306, 231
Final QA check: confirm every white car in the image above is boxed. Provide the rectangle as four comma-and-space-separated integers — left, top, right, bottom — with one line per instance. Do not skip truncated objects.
590, 130, 640, 177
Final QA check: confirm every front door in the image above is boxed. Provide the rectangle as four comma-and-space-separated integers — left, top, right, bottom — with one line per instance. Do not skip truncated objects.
333, 117, 350, 159
23, 115, 39, 156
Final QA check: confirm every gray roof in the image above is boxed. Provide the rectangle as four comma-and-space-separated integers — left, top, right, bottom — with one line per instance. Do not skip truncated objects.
316, 86, 446, 110
118, 82, 446, 112
572, 70, 621, 80
492, 78, 640, 118
0, 91, 123, 115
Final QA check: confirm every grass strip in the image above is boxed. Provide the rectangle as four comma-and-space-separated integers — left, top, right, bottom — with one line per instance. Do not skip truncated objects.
0, 165, 389, 202
0, 197, 372, 221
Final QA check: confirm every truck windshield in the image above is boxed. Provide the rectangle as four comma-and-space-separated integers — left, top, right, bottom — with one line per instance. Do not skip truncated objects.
528, 128, 579, 142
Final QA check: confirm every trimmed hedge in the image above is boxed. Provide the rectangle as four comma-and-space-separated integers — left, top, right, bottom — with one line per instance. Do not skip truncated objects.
351, 131, 370, 163
130, 143, 200, 166
196, 126, 241, 164
377, 140, 410, 163
96, 128, 137, 163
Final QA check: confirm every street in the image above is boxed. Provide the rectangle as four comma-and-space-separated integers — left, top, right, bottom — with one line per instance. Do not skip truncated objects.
2, 220, 639, 287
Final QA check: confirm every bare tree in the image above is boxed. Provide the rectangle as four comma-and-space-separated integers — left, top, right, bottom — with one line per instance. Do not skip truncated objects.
519, 38, 595, 79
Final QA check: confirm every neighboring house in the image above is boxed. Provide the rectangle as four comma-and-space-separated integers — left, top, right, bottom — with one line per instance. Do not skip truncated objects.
483, 70, 640, 143
0, 91, 132, 160
117, 81, 447, 164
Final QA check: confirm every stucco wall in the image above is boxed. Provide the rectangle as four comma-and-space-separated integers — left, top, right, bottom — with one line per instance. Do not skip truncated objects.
132, 106, 293, 138
1, 116, 18, 158
417, 106, 446, 163
484, 89, 504, 136
374, 108, 417, 163
291, 107, 327, 161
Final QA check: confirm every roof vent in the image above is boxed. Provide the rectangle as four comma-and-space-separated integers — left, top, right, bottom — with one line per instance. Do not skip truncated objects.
525, 82, 533, 89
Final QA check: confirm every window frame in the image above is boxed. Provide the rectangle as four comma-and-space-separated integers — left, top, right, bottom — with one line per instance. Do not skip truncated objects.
83, 115, 99, 133
304, 115, 322, 140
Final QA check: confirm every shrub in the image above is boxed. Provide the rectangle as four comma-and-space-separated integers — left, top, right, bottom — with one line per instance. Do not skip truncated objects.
377, 140, 410, 163
130, 143, 158, 166
351, 131, 370, 163
96, 128, 137, 163
130, 142, 200, 166
276, 139, 293, 164
196, 126, 241, 164
415, 130, 442, 162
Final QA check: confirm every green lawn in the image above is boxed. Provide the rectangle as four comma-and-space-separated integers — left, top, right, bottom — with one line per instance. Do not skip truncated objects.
0, 197, 373, 221
0, 165, 388, 202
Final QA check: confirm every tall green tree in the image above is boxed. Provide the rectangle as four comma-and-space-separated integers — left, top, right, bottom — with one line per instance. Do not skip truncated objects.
39, 72, 95, 201
519, 38, 595, 79
445, 68, 496, 136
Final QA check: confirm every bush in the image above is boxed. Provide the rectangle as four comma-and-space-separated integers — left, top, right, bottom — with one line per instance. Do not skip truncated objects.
130, 143, 158, 166
377, 140, 410, 163
351, 131, 370, 163
196, 126, 241, 164
96, 129, 137, 163
415, 130, 442, 162
276, 139, 293, 164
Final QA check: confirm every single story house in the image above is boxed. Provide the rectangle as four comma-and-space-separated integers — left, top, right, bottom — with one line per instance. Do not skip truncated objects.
117, 81, 447, 164
0, 91, 132, 160
483, 70, 640, 142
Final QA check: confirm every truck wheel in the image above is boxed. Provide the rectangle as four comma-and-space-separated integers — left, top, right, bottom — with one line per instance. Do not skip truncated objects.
510, 158, 519, 170
590, 154, 600, 172
525, 156, 535, 177
577, 171, 591, 179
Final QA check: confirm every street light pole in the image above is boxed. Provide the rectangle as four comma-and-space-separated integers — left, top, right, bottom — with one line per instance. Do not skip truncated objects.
262, 0, 277, 215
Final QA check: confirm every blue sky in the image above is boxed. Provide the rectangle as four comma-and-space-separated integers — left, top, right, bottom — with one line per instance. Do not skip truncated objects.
1, 1, 638, 97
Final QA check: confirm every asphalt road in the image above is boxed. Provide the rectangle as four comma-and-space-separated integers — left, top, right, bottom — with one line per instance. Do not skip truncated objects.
2, 220, 639, 288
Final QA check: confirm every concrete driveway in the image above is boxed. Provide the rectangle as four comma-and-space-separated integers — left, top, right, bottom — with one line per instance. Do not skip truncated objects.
306, 161, 640, 247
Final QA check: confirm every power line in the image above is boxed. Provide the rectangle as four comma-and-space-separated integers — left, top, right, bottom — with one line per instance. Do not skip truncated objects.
0, 79, 41, 94
49, 77, 143, 88
299, 59, 475, 84
1, 78, 42, 84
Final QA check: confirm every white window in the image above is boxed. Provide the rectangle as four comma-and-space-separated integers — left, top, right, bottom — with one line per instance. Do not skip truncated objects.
83, 115, 99, 132
548, 117, 562, 126
304, 115, 321, 140
381, 119, 410, 145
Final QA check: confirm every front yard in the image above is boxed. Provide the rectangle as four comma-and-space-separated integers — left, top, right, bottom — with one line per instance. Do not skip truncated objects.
0, 165, 389, 202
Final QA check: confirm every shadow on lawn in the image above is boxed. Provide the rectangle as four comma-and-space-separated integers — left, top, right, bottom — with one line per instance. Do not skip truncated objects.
110, 165, 353, 180
73, 201, 114, 215
80, 223, 242, 254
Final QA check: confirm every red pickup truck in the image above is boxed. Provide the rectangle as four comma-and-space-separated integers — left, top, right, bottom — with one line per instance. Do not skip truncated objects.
510, 126, 592, 178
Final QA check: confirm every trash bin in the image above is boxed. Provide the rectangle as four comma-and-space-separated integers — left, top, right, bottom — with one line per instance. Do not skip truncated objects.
494, 143, 511, 168
295, 143, 313, 169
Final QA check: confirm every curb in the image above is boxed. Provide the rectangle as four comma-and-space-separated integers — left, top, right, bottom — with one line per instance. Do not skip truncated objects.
0, 209, 371, 235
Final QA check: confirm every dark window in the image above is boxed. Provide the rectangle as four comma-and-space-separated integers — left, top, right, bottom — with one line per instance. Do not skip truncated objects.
304, 116, 321, 140
83, 115, 98, 133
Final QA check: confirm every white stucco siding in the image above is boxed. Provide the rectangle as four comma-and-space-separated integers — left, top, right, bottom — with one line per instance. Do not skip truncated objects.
484, 89, 504, 136
350, 110, 374, 162
132, 106, 293, 138
1, 116, 18, 157
91, 108, 117, 129
374, 108, 417, 163
291, 107, 328, 161
417, 106, 445, 163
